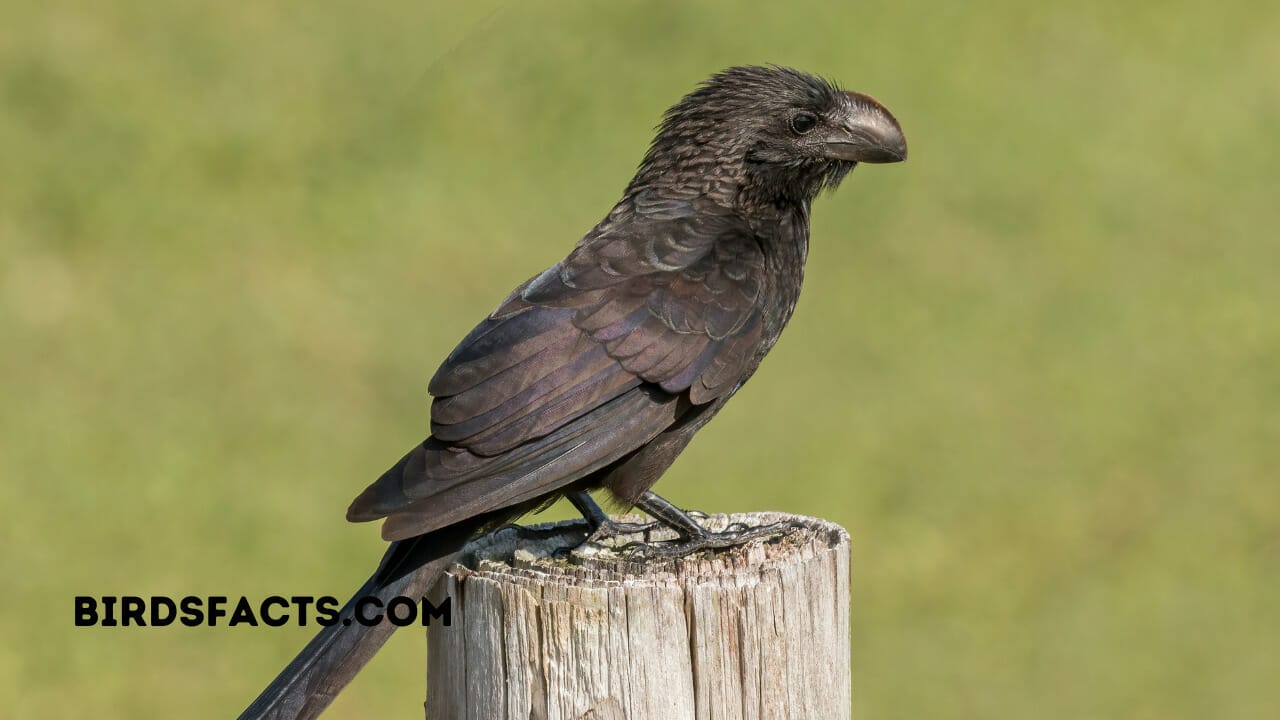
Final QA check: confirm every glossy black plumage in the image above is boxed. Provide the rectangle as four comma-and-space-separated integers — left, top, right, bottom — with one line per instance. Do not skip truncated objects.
242, 65, 906, 719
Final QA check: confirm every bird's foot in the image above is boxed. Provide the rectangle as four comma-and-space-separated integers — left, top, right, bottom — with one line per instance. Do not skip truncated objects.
566, 491, 665, 548
579, 512, 715, 549
616, 518, 806, 559
565, 490, 801, 559
560, 518, 668, 557
586, 517, 663, 542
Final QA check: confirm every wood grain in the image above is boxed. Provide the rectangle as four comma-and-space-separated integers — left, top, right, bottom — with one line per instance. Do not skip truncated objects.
425, 512, 851, 719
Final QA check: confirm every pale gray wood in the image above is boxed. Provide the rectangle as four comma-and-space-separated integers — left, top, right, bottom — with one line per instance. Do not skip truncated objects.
425, 512, 851, 720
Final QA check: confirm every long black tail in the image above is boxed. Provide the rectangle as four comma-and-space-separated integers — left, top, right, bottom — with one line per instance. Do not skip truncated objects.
238, 516, 487, 720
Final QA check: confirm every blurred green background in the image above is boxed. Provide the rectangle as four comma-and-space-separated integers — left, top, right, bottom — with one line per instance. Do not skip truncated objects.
3, 1, 1277, 718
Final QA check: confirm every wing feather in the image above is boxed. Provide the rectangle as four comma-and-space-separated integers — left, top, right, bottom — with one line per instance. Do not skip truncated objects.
350, 198, 774, 540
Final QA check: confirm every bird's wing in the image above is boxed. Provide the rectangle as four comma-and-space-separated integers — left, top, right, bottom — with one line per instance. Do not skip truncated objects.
350, 197, 769, 539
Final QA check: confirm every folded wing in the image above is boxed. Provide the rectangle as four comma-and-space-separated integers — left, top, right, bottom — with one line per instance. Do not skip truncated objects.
348, 198, 770, 540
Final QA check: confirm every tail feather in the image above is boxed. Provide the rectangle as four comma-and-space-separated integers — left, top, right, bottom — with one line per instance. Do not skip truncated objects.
238, 516, 487, 720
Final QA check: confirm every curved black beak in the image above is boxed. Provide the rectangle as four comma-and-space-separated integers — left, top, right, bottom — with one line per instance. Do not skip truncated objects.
820, 91, 907, 164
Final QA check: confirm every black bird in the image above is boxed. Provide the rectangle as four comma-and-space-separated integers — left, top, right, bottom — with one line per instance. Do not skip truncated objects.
241, 65, 906, 719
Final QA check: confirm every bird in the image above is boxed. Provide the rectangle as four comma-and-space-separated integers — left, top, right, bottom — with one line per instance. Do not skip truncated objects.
240, 65, 906, 719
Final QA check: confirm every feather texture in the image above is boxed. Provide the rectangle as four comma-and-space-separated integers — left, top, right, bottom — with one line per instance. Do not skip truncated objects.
351, 210, 775, 537
247, 65, 907, 720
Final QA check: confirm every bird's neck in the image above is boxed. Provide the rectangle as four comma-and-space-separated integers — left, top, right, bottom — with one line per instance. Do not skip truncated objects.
760, 202, 811, 285
618, 172, 813, 269
752, 203, 811, 365
738, 159, 847, 216
627, 162, 742, 210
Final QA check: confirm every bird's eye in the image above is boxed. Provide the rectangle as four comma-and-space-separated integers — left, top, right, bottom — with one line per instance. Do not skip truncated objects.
790, 112, 818, 134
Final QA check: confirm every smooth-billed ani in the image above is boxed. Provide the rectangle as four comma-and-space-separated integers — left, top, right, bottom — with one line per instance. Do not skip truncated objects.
241, 65, 906, 719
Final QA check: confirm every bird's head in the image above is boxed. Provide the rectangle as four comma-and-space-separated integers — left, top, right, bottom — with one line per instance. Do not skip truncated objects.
632, 66, 906, 210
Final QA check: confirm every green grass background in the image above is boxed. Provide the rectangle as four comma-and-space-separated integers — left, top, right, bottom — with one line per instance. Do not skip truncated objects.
3, 1, 1277, 718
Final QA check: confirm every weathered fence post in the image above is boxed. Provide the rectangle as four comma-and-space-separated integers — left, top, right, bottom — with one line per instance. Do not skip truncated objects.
425, 512, 851, 720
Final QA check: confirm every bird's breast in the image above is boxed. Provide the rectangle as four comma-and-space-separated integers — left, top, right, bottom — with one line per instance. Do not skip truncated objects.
753, 212, 810, 362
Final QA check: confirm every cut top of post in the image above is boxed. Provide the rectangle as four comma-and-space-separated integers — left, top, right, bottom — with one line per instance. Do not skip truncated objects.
426, 512, 852, 720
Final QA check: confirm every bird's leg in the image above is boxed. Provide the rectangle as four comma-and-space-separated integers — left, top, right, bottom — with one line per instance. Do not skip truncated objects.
622, 491, 805, 558
631, 491, 707, 537
566, 491, 663, 541
566, 491, 803, 558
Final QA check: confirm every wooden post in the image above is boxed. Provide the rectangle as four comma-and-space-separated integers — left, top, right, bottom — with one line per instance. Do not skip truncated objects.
425, 512, 851, 720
